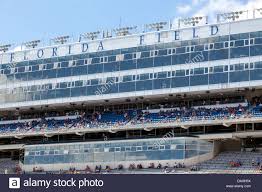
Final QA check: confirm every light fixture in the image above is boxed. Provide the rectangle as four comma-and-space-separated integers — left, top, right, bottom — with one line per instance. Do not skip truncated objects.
79, 31, 100, 41
145, 22, 167, 31
51, 35, 70, 45
113, 26, 137, 36
178, 16, 207, 27
24, 40, 41, 49
253, 8, 262, 18
217, 10, 247, 22
0, 44, 11, 52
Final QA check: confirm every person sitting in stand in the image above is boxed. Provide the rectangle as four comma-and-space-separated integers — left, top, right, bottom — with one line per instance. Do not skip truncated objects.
157, 163, 162, 169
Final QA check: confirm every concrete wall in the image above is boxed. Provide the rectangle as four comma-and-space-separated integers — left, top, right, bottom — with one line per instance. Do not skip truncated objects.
21, 152, 214, 172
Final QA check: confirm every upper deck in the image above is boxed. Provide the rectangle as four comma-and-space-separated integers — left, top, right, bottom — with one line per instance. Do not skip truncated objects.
1, 10, 262, 110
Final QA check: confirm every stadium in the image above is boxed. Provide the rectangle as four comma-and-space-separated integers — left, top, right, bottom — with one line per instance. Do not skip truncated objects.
1, 8, 262, 175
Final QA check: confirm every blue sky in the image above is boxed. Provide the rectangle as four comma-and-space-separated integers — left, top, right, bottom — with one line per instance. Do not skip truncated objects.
0, 0, 257, 45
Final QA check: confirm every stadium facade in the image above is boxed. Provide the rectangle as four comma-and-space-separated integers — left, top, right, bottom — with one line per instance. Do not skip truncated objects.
1, 9, 262, 173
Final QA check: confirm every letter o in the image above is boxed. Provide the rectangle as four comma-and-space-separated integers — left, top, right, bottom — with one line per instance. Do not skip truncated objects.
98, 180, 103, 186
37, 49, 44, 58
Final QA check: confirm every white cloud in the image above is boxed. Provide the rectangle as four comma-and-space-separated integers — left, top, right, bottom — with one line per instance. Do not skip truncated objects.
193, 0, 262, 22
192, 0, 207, 6
176, 5, 192, 15
172, 0, 262, 28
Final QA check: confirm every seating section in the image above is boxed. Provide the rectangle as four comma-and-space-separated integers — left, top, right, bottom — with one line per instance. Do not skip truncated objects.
0, 103, 261, 135
134, 105, 250, 124
196, 151, 262, 174
0, 158, 18, 174
96, 110, 133, 124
